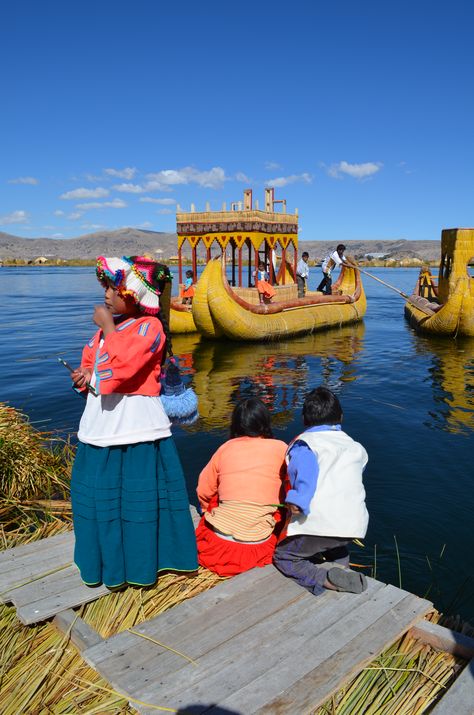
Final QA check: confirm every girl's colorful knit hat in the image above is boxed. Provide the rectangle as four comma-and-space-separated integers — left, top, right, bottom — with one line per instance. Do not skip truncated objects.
96, 255, 171, 315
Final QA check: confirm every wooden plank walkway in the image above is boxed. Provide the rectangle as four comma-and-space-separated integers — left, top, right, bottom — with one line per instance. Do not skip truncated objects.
80, 569, 432, 714
3, 528, 474, 713
0, 507, 200, 625
0, 530, 110, 623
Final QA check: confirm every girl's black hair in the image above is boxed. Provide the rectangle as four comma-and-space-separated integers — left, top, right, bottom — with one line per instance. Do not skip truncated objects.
302, 386, 343, 426
230, 397, 274, 439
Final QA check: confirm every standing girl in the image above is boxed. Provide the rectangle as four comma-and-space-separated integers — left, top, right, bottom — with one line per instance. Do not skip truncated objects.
254, 261, 276, 304
70, 255, 198, 589
196, 397, 287, 576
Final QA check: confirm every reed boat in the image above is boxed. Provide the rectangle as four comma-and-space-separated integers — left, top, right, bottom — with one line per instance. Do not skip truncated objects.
404, 228, 474, 337
192, 256, 365, 341
170, 188, 366, 341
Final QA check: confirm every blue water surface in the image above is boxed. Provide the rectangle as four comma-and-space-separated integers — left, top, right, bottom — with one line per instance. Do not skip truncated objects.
1, 265, 473, 620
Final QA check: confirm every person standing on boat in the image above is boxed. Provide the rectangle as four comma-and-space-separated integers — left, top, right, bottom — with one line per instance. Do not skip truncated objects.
273, 386, 369, 596
69, 256, 198, 589
317, 244, 350, 295
296, 251, 310, 298
254, 261, 276, 304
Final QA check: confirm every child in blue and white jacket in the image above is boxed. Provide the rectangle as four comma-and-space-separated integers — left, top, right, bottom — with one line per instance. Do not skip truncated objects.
273, 386, 369, 595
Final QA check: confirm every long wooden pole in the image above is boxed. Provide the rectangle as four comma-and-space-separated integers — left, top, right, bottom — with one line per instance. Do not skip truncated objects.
345, 263, 435, 316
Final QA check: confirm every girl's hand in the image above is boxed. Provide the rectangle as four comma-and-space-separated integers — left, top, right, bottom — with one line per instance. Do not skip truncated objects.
71, 367, 91, 389
93, 304, 115, 334
286, 502, 302, 515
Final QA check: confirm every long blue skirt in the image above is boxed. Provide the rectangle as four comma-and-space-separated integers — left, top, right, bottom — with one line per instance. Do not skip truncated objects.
71, 437, 198, 588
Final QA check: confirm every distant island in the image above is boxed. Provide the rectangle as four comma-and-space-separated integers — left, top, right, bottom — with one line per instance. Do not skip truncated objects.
0, 227, 441, 267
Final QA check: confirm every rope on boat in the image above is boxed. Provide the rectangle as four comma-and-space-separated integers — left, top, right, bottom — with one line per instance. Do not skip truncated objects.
345, 263, 435, 317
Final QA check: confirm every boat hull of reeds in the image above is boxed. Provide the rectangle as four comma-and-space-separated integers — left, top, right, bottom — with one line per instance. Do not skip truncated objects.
404, 228, 474, 337
191, 256, 366, 341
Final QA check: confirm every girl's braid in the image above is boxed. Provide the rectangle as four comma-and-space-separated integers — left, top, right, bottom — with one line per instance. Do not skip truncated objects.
159, 309, 173, 360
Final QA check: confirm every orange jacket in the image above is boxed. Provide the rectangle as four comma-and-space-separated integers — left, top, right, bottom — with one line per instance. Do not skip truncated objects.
81, 316, 166, 396
197, 436, 287, 510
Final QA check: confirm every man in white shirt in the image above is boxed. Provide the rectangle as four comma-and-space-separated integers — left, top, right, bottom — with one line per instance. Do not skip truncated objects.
296, 251, 310, 298
317, 244, 350, 295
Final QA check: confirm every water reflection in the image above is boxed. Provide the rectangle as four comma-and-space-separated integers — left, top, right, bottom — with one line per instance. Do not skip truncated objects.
416, 336, 474, 434
172, 322, 365, 431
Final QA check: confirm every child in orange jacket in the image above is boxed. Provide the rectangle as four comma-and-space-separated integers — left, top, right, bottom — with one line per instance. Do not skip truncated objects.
196, 397, 287, 576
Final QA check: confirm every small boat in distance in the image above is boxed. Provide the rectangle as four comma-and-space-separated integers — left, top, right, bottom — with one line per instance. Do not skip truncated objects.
404, 228, 474, 337
170, 188, 366, 341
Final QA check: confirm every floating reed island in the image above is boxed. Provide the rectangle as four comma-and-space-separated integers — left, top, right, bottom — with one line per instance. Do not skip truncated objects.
1, 402, 474, 714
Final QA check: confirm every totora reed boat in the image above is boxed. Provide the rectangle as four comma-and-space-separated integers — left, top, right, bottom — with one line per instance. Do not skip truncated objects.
405, 228, 474, 337
170, 188, 366, 341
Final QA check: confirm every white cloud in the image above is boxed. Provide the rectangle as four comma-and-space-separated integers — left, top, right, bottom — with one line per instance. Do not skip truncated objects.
235, 171, 251, 183
266, 173, 312, 188
52, 233, 64, 238
76, 199, 127, 210
68, 212, 83, 220
113, 183, 145, 194
264, 161, 282, 171
146, 166, 227, 190
60, 187, 110, 200
81, 223, 107, 231
327, 161, 382, 179
54, 210, 65, 216
137, 221, 153, 228
104, 167, 137, 180
0, 210, 29, 225
157, 208, 173, 214
139, 197, 176, 205
8, 176, 39, 185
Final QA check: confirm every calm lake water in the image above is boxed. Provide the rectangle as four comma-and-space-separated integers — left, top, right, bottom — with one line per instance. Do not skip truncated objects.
1, 265, 473, 621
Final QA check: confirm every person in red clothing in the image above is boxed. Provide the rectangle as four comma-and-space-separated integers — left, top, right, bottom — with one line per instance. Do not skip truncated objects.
196, 397, 287, 576
69, 256, 198, 589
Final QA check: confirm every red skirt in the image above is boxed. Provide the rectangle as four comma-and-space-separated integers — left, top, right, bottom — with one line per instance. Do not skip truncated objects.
196, 516, 279, 577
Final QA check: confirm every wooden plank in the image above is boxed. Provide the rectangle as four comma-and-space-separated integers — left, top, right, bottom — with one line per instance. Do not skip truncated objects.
83, 565, 276, 668
253, 591, 432, 714
410, 620, 474, 659
430, 661, 474, 715
0, 530, 73, 564
84, 568, 310, 687
0, 556, 74, 601
53, 609, 104, 652
16, 568, 109, 624
125, 579, 387, 711
8, 563, 102, 608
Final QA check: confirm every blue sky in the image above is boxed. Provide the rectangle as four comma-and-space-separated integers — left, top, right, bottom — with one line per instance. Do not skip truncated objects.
2, 0, 473, 242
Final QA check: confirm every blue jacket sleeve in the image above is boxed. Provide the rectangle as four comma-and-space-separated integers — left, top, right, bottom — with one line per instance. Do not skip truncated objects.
286, 440, 319, 515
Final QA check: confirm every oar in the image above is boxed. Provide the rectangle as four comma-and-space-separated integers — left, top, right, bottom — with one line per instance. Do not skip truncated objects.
345, 262, 435, 316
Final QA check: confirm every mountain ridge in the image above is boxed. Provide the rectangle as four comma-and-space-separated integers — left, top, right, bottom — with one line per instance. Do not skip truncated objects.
0, 227, 441, 262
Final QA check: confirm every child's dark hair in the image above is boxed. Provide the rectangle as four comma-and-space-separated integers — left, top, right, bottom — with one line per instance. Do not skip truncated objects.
230, 397, 274, 439
303, 386, 343, 426
336, 244, 346, 252
186, 269, 194, 278
302, 251, 309, 258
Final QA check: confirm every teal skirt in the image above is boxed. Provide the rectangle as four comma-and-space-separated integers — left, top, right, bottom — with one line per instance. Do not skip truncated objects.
71, 437, 198, 588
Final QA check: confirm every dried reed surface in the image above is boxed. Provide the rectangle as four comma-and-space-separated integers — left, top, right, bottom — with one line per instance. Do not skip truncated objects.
1, 403, 472, 714
0, 402, 72, 502
313, 611, 472, 715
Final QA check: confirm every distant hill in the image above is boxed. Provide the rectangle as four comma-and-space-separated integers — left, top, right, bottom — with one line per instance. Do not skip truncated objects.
0, 228, 441, 263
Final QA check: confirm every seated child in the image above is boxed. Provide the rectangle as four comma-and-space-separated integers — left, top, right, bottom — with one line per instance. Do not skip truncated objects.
181, 270, 195, 304
273, 386, 369, 595
196, 397, 287, 576
254, 261, 276, 304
